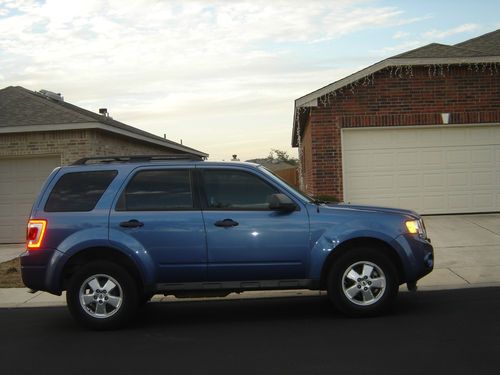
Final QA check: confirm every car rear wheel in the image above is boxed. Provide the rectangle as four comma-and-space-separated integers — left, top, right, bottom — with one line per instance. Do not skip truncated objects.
66, 261, 139, 330
327, 247, 398, 317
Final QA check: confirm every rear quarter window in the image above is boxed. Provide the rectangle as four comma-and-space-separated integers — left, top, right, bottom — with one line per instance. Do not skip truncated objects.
44, 170, 118, 212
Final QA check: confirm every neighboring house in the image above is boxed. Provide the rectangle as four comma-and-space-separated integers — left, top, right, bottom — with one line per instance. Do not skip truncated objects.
246, 158, 299, 188
292, 29, 500, 214
0, 86, 207, 243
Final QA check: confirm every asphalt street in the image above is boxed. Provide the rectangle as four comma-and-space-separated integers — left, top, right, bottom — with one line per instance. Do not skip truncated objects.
1, 287, 499, 375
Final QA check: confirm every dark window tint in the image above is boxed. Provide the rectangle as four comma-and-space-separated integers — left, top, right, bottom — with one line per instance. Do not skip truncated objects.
117, 170, 193, 211
45, 170, 117, 212
203, 170, 278, 210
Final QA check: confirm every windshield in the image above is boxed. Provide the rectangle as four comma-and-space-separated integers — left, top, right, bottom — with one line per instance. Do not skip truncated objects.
258, 166, 314, 203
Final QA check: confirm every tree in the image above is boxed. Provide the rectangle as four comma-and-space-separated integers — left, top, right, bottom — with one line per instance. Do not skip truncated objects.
267, 149, 298, 165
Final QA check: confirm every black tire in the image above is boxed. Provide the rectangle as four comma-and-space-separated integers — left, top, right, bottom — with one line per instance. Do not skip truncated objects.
327, 247, 399, 317
66, 261, 139, 330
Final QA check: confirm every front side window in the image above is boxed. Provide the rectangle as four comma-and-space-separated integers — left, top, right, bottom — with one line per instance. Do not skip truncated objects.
45, 170, 118, 212
202, 169, 278, 210
116, 169, 193, 211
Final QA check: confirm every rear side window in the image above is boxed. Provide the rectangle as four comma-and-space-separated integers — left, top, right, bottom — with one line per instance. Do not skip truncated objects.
45, 171, 118, 212
116, 169, 193, 211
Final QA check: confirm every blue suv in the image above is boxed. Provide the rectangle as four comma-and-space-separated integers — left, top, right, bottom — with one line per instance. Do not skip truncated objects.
21, 155, 433, 329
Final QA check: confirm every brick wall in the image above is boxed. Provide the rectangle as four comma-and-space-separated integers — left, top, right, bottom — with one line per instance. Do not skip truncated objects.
92, 130, 183, 160
299, 65, 500, 200
0, 128, 185, 166
0, 129, 90, 165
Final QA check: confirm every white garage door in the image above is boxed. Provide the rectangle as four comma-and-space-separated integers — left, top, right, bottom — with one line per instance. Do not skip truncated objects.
342, 125, 500, 214
0, 156, 60, 243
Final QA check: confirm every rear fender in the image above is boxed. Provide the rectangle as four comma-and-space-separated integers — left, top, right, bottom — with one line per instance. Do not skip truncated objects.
47, 228, 156, 292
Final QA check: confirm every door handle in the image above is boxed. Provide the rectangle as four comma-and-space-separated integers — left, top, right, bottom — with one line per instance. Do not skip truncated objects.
120, 219, 144, 228
214, 219, 239, 228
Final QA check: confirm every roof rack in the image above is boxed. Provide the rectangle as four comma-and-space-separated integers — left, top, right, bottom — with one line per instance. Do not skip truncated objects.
72, 154, 205, 165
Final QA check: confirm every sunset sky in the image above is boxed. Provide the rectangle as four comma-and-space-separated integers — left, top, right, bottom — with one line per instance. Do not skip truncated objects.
1, 0, 498, 160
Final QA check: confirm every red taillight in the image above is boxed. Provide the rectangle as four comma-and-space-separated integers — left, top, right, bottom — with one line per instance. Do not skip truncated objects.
27, 219, 47, 250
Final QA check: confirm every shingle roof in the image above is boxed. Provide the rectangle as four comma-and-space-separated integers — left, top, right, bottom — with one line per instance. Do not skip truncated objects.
393, 30, 500, 59
455, 29, 500, 55
0, 86, 207, 157
392, 43, 490, 59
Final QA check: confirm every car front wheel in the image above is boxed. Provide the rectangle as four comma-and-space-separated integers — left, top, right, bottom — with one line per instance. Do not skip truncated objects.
327, 247, 399, 317
66, 261, 139, 330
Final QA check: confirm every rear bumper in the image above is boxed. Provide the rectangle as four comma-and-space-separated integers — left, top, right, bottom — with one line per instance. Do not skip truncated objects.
20, 249, 67, 295
391, 234, 434, 283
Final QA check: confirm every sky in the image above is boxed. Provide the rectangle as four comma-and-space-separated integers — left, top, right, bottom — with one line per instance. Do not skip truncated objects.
1, 0, 499, 161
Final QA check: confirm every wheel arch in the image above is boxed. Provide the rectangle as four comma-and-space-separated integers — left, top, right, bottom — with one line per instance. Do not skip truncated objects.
60, 247, 146, 295
319, 237, 405, 289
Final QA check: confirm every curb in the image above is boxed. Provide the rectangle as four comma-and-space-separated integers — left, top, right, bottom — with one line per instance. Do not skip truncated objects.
1, 282, 500, 309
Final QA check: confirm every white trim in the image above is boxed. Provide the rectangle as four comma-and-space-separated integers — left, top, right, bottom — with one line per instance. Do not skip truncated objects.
0, 122, 208, 157
340, 128, 346, 203
295, 57, 500, 108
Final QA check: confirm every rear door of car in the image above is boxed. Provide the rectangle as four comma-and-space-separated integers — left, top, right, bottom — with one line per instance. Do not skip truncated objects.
109, 166, 207, 283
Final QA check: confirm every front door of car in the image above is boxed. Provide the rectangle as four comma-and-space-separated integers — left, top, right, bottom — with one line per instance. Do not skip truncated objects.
109, 167, 206, 283
199, 167, 310, 281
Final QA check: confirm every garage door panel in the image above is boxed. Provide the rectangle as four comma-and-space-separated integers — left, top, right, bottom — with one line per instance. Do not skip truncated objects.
343, 126, 500, 214
448, 194, 471, 210
446, 149, 469, 165
419, 129, 444, 147
397, 174, 420, 188
421, 150, 443, 167
423, 173, 445, 188
473, 194, 495, 209
0, 155, 59, 243
422, 195, 447, 212
447, 172, 468, 188
471, 148, 493, 163
372, 152, 395, 169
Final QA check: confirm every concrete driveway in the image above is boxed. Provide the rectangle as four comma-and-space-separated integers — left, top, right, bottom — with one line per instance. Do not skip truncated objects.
419, 213, 500, 289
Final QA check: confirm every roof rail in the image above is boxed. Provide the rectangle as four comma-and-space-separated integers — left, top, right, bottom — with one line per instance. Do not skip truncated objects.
72, 154, 205, 165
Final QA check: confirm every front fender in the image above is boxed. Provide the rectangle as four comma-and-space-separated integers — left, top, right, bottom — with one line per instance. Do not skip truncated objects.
308, 229, 399, 280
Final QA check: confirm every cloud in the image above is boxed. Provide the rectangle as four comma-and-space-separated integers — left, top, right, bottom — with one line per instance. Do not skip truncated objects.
393, 31, 410, 39
422, 23, 480, 39
0, 0, 428, 160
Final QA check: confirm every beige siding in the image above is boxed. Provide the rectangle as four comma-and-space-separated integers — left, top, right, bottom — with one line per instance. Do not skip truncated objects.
0, 155, 60, 243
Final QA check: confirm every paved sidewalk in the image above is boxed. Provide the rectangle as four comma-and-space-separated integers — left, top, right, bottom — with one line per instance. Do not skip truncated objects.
1, 213, 499, 308
0, 243, 24, 263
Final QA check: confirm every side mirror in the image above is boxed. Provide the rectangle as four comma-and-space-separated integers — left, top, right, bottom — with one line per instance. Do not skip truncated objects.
268, 193, 297, 212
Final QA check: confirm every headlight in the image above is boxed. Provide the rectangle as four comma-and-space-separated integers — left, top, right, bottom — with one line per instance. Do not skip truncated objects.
405, 219, 426, 237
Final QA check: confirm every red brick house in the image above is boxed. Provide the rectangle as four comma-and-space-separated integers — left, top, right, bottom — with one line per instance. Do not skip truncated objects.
292, 29, 500, 214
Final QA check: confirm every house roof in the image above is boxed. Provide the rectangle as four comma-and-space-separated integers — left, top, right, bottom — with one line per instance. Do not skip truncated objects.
391, 43, 491, 59
0, 86, 208, 157
292, 29, 500, 146
455, 28, 500, 55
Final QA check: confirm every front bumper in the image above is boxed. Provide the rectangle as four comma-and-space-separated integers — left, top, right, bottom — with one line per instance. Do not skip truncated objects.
391, 233, 434, 283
